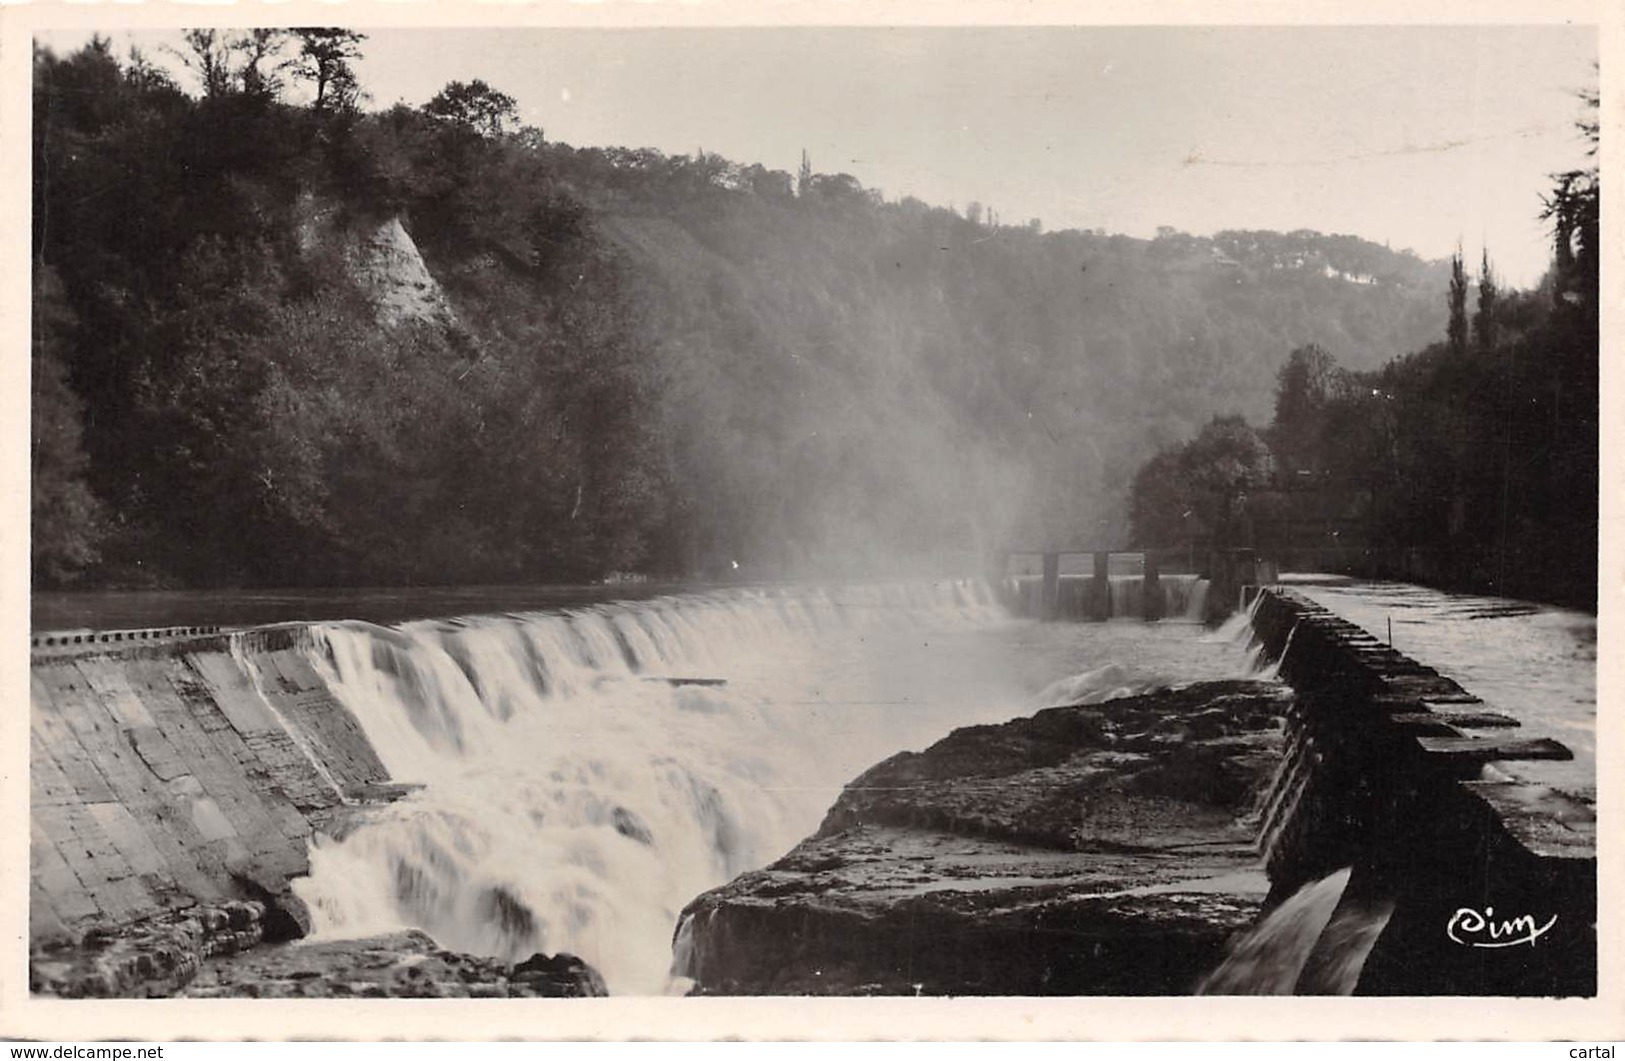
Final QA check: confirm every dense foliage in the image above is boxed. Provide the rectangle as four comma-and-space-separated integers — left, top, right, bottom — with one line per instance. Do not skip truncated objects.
1129, 117, 1600, 610
33, 36, 659, 586
33, 35, 1453, 589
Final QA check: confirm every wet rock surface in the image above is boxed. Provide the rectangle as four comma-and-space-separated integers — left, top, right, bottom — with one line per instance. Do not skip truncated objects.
32, 903, 608, 999
31, 900, 272, 998
676, 679, 1292, 995
179, 931, 608, 999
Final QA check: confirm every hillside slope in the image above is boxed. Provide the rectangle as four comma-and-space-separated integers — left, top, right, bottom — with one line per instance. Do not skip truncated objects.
581, 168, 1448, 568
32, 41, 1450, 587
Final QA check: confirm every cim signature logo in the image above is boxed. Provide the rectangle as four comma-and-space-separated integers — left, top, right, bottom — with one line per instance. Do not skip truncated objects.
1446, 906, 1558, 948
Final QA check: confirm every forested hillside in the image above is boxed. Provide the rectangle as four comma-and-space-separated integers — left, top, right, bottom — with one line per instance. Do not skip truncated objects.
32, 35, 1452, 589
1128, 92, 1599, 609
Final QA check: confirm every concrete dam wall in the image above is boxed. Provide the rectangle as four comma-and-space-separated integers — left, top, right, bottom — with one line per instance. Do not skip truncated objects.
29, 627, 402, 995
1247, 588, 1595, 995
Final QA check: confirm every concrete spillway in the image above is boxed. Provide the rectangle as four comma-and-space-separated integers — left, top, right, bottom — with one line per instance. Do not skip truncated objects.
29, 626, 405, 995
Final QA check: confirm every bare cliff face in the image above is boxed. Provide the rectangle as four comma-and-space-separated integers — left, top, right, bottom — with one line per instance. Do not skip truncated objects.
292, 192, 456, 329
345, 216, 458, 329
673, 680, 1293, 996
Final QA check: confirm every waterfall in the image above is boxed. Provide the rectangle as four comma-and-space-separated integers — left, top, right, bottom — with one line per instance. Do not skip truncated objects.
247, 576, 1280, 995
1107, 573, 1211, 620
1197, 869, 1393, 995
286, 581, 1028, 994
1202, 592, 1274, 673
1254, 619, 1301, 682
1008, 573, 1211, 620
228, 632, 351, 805
1168, 574, 1210, 621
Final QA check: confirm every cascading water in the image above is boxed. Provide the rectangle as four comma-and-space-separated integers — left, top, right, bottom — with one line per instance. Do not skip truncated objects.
1009, 572, 1211, 620
1107, 574, 1210, 620
1197, 868, 1394, 995
285, 579, 1261, 994
1253, 619, 1300, 682
1204, 591, 1274, 674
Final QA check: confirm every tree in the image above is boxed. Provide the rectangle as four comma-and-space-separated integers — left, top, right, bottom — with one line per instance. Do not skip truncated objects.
31, 268, 103, 584
1130, 448, 1194, 548
1268, 343, 1339, 473
512, 125, 548, 154
232, 29, 293, 99
797, 149, 812, 197
124, 45, 180, 95
292, 28, 366, 114
176, 29, 234, 98
1130, 415, 1271, 548
1446, 247, 1469, 355
1541, 74, 1599, 313
805, 172, 867, 204
1473, 249, 1498, 353
424, 79, 519, 137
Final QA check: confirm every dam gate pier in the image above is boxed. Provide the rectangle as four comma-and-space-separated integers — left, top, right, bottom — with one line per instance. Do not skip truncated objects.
998, 546, 1275, 623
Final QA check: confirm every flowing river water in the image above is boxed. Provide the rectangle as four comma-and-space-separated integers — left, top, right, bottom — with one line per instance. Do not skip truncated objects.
285, 579, 1261, 994
33, 575, 1597, 995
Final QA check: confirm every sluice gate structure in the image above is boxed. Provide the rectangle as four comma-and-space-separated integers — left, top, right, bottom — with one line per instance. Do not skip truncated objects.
998, 546, 1272, 623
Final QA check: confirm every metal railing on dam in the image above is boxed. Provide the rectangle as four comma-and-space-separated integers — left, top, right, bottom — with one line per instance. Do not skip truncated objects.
32, 625, 225, 651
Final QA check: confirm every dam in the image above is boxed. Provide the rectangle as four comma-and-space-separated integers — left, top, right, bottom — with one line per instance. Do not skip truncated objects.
27, 576, 1595, 997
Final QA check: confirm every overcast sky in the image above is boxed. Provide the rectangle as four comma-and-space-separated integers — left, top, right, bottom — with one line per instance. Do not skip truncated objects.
37, 24, 1597, 287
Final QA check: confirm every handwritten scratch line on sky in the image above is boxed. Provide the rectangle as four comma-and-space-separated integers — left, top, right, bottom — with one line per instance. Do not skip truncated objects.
1181, 124, 1560, 169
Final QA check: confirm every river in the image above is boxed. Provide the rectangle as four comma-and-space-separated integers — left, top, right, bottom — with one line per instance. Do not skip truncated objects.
31, 575, 1596, 995
273, 579, 1255, 995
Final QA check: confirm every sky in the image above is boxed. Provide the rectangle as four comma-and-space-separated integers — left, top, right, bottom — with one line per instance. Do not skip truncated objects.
35, 23, 1598, 287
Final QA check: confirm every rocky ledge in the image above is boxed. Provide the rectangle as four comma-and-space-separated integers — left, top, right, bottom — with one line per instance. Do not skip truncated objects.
675, 679, 1292, 996
180, 931, 606, 999
32, 904, 606, 999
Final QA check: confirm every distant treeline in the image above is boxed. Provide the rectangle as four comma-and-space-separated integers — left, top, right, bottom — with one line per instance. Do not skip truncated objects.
1129, 96, 1599, 609
34, 33, 1453, 590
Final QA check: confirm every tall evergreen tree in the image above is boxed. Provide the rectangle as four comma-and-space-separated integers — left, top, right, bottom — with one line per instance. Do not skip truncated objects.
1541, 76, 1599, 314
1473, 249, 1497, 353
1446, 247, 1469, 356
